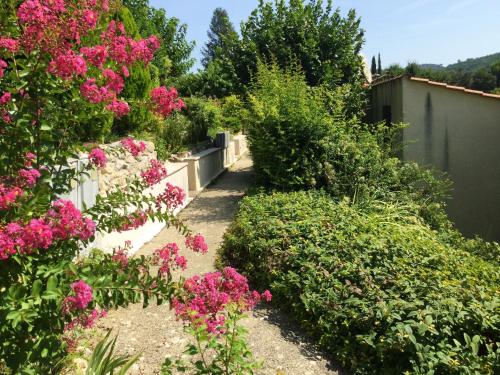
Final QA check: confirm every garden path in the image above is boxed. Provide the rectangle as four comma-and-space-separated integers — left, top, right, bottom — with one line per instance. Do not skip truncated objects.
99, 154, 341, 375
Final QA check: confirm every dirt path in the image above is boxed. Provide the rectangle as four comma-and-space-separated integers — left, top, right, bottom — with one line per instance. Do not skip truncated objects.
99, 154, 341, 375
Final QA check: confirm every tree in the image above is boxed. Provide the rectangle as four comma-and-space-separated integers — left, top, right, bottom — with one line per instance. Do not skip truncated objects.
122, 0, 195, 80
235, 0, 365, 89
202, 8, 238, 68
471, 69, 496, 92
371, 56, 377, 75
377, 53, 382, 75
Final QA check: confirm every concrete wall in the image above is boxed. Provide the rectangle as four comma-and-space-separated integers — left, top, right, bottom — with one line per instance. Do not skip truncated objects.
400, 78, 500, 240
182, 148, 226, 193
369, 77, 404, 124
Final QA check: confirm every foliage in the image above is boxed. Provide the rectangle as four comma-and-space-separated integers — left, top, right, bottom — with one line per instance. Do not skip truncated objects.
85, 331, 140, 375
202, 8, 238, 69
219, 191, 500, 374
122, 0, 195, 79
247, 64, 449, 228
237, 0, 365, 89
0, 1, 187, 372
154, 112, 191, 159
183, 97, 222, 144
162, 268, 270, 374
220, 95, 248, 134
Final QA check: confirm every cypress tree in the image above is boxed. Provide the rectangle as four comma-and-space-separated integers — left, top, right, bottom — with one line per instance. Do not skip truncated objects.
202, 8, 238, 68
377, 53, 382, 75
371, 56, 377, 75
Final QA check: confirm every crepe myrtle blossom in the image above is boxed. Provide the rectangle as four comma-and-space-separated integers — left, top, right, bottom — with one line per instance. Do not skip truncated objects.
173, 267, 272, 334
141, 159, 168, 186
121, 137, 146, 157
156, 182, 185, 211
150, 86, 185, 118
88, 147, 107, 168
185, 233, 208, 254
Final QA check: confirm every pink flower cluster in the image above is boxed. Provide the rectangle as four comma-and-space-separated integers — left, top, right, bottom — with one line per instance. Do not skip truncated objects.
88, 147, 107, 168
0, 185, 24, 210
156, 182, 185, 211
121, 137, 146, 157
141, 159, 168, 186
0, 37, 19, 53
185, 234, 208, 254
111, 241, 130, 269
48, 50, 87, 80
0, 199, 96, 260
0, 92, 12, 105
173, 267, 272, 334
153, 242, 187, 276
119, 210, 149, 232
17, 168, 41, 188
150, 86, 185, 118
62, 280, 106, 331
0, 59, 7, 78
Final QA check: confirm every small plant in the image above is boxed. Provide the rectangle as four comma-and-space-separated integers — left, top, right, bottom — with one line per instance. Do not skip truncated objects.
162, 267, 272, 375
85, 331, 140, 375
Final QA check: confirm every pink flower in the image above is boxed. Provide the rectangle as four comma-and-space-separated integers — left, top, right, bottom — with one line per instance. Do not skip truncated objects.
24, 152, 36, 167
105, 99, 129, 117
185, 233, 208, 254
45, 199, 96, 241
112, 243, 130, 268
121, 137, 146, 157
81, 45, 108, 68
150, 86, 185, 117
48, 51, 87, 80
0, 37, 19, 53
119, 210, 149, 232
89, 147, 107, 168
0, 184, 24, 210
153, 242, 187, 275
102, 68, 124, 94
261, 290, 272, 302
156, 183, 185, 211
0, 59, 7, 78
121, 65, 129, 77
82, 10, 98, 29
141, 159, 168, 186
80, 79, 104, 103
69, 280, 93, 310
17, 168, 41, 187
0, 92, 12, 105
174, 267, 269, 334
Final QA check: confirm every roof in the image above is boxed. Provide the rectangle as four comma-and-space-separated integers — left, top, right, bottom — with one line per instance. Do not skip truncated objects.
370, 74, 500, 100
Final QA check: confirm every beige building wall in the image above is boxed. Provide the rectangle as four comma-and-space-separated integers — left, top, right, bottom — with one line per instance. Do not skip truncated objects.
400, 78, 500, 241
369, 77, 404, 124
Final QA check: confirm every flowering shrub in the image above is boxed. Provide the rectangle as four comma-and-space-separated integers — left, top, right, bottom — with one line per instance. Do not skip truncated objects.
163, 268, 271, 374
0, 1, 191, 372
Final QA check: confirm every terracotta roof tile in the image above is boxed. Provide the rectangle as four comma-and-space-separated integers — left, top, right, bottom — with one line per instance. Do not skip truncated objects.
371, 75, 500, 100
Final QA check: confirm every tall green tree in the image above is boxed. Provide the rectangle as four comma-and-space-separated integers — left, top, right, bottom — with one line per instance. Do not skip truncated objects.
371, 56, 377, 75
202, 8, 239, 68
235, 0, 365, 89
122, 0, 195, 80
377, 53, 382, 75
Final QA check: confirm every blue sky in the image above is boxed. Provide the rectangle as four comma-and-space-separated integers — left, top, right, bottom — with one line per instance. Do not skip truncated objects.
150, 0, 500, 71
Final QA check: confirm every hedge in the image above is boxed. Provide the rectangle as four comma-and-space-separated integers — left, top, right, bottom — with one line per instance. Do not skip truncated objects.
218, 191, 500, 374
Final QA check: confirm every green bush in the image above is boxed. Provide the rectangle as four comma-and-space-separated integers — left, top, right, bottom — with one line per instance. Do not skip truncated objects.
183, 97, 222, 144
247, 64, 450, 229
220, 95, 248, 134
218, 191, 500, 374
154, 112, 191, 159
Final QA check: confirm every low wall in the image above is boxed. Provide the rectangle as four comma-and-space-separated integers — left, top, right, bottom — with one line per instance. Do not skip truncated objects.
233, 135, 248, 157
92, 161, 190, 254
182, 147, 225, 193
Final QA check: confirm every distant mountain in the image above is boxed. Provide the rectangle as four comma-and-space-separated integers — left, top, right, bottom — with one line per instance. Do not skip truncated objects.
418, 53, 500, 73
419, 63, 445, 70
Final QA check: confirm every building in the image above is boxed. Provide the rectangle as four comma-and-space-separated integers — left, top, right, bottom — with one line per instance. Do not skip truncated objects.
369, 75, 500, 241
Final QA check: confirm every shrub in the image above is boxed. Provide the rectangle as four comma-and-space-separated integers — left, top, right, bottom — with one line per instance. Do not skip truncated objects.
219, 191, 500, 374
183, 96, 222, 144
154, 112, 191, 159
220, 95, 248, 134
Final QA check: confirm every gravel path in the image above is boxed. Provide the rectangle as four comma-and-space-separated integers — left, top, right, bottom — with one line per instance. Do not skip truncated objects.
99, 154, 342, 375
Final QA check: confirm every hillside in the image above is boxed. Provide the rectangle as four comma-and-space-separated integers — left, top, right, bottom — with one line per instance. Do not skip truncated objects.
445, 52, 500, 72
